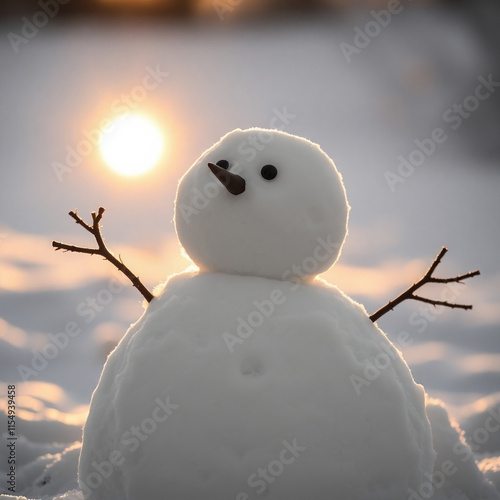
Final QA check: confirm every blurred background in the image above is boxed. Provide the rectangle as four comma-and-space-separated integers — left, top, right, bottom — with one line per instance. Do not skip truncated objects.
0, 0, 499, 496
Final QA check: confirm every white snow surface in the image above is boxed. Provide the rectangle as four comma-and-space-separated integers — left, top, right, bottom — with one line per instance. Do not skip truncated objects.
426, 400, 500, 500
175, 128, 348, 281
80, 271, 434, 500
78, 127, 437, 499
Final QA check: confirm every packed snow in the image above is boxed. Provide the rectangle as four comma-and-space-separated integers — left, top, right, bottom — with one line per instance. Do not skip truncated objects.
80, 128, 432, 499
81, 271, 435, 500
175, 129, 348, 280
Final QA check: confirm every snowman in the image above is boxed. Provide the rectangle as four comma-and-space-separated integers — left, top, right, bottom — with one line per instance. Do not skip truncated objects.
77, 128, 436, 500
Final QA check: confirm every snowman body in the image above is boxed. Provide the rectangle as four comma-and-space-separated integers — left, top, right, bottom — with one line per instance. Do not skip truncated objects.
79, 129, 435, 499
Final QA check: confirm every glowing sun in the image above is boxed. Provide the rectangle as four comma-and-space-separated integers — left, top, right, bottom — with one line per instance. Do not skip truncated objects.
100, 114, 164, 176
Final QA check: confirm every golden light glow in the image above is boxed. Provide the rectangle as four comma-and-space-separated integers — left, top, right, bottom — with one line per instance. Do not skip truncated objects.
100, 114, 164, 177
99, 0, 161, 5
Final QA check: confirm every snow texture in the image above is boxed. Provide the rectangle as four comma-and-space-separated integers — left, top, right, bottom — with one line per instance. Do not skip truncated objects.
426, 400, 499, 499
78, 129, 435, 499
175, 129, 349, 281
80, 272, 434, 500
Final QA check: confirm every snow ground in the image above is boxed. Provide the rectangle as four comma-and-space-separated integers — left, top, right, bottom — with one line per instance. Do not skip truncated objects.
0, 3, 499, 498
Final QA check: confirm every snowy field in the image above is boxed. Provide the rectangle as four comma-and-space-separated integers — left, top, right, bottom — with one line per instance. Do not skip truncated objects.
1, 2, 500, 498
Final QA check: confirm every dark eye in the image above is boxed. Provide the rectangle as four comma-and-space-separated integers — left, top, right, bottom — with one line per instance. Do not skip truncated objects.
260, 164, 278, 180
216, 159, 229, 169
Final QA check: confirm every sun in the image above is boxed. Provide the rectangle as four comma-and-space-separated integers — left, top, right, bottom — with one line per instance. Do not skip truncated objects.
100, 114, 164, 177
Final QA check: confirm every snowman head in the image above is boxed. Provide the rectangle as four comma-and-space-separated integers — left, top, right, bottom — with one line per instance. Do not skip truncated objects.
175, 128, 349, 282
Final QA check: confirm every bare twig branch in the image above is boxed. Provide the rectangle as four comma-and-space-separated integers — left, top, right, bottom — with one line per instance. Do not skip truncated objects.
52, 207, 154, 303
411, 295, 472, 310
369, 247, 480, 323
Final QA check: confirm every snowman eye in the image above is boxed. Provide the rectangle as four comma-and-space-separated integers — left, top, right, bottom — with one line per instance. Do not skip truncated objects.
260, 164, 278, 181
216, 160, 229, 170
